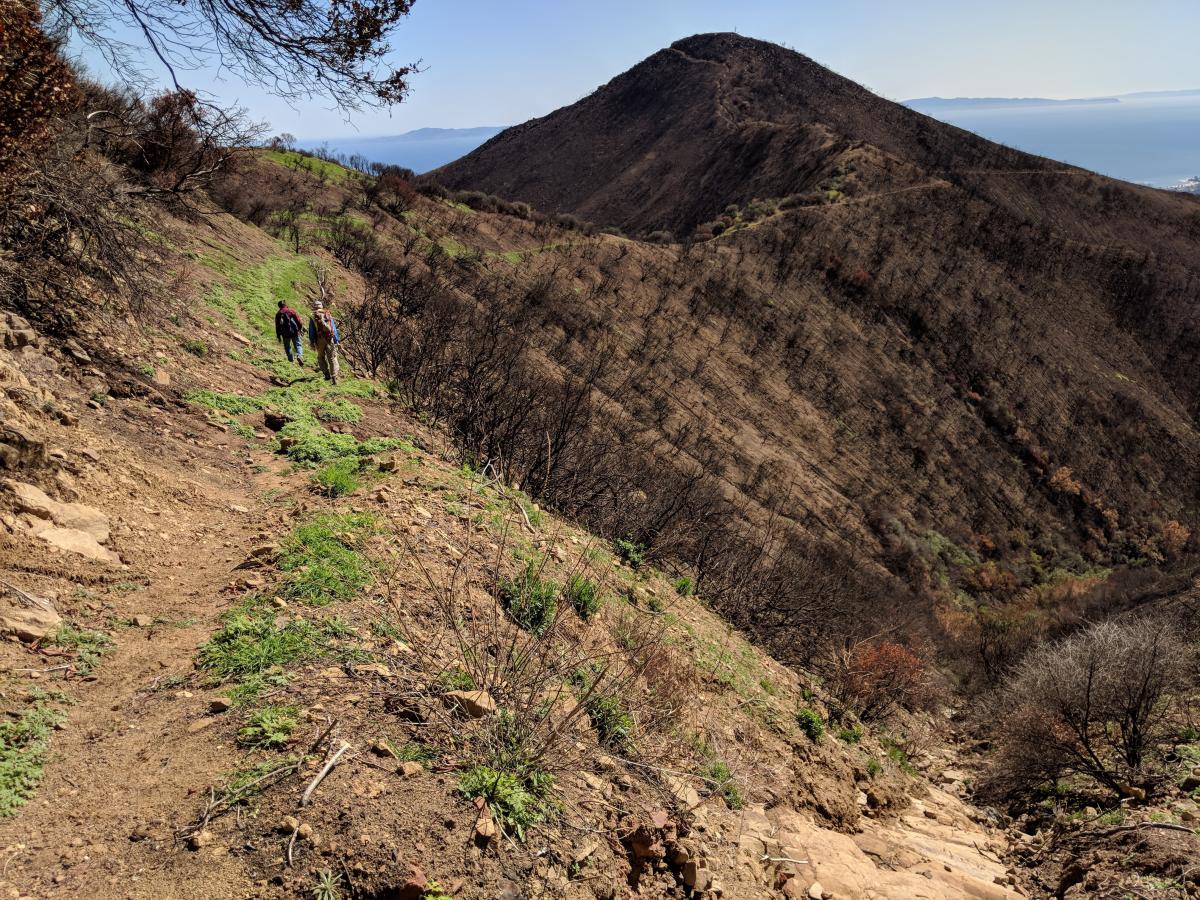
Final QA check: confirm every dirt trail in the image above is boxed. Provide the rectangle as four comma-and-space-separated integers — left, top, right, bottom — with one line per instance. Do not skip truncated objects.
0, 368, 291, 897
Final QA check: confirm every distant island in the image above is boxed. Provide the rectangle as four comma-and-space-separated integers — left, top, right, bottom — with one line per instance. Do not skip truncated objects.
299, 126, 506, 173
905, 96, 1118, 111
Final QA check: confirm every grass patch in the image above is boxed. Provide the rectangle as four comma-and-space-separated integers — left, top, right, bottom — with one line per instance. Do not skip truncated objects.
198, 602, 329, 680
498, 562, 558, 636
237, 705, 299, 749
673, 576, 694, 597
186, 389, 263, 415
836, 724, 863, 744
314, 398, 363, 423
796, 707, 824, 741
702, 759, 744, 809
54, 624, 111, 674
615, 537, 646, 569
312, 458, 361, 497
583, 694, 634, 751
277, 513, 374, 605
458, 765, 555, 840
563, 574, 601, 620
438, 667, 477, 691
0, 703, 65, 817
388, 740, 437, 763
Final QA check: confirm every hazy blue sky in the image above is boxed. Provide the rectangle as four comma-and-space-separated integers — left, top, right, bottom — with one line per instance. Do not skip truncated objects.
75, 0, 1200, 139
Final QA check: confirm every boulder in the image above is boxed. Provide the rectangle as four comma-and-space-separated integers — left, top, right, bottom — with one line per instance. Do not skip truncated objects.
38, 526, 120, 564
0, 423, 46, 471
3, 479, 109, 542
0, 581, 61, 642
444, 690, 496, 718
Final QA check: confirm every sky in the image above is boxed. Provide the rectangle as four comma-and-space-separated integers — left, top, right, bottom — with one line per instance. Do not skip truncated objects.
73, 0, 1200, 140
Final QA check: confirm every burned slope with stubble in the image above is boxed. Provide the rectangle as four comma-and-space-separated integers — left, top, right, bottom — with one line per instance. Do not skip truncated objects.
432, 32, 1200, 671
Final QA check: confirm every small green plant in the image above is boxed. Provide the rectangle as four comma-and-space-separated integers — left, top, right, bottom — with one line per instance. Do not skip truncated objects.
423, 882, 453, 900
702, 759, 744, 809
314, 398, 363, 424
0, 703, 65, 817
388, 740, 436, 763
498, 562, 558, 636
866, 757, 883, 778
183, 339, 209, 357
458, 765, 555, 840
136, 362, 155, 377
185, 389, 263, 415
615, 537, 646, 569
198, 604, 328, 680
646, 595, 665, 614
584, 695, 634, 751
54, 625, 111, 674
312, 458, 360, 497
564, 574, 601, 620
311, 870, 342, 900
237, 705, 298, 749
277, 513, 374, 605
837, 724, 863, 744
796, 707, 824, 741
438, 667, 477, 691
673, 576, 694, 597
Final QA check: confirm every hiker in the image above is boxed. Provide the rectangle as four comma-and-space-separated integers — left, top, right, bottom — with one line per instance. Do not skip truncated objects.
308, 299, 341, 384
275, 300, 304, 365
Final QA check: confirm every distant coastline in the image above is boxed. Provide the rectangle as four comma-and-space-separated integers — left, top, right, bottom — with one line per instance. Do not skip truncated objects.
906, 96, 1118, 111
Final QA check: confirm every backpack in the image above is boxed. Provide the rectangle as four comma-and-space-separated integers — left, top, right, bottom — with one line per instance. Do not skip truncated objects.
279, 308, 300, 338
314, 309, 335, 342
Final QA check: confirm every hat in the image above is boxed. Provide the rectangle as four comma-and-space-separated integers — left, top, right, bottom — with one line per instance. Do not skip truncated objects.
312, 300, 324, 310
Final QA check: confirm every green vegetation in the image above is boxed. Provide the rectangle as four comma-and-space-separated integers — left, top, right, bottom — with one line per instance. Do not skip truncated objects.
437, 667, 477, 691
563, 574, 601, 620
312, 458, 361, 497
54, 624, 111, 674
583, 694, 634, 751
0, 703, 65, 817
457, 765, 555, 840
237, 705, 298, 749
866, 757, 883, 778
702, 759, 744, 809
199, 601, 331, 681
311, 870, 344, 900
836, 724, 863, 744
796, 707, 824, 741
185, 389, 263, 415
615, 537, 646, 569
388, 740, 437, 763
277, 513, 374, 605
672, 576, 694, 597
183, 338, 209, 357
498, 562, 558, 636
314, 398, 363, 423
262, 148, 353, 184
199, 253, 315, 346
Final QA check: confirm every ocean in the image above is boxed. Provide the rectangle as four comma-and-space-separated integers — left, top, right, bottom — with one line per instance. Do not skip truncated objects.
913, 94, 1200, 188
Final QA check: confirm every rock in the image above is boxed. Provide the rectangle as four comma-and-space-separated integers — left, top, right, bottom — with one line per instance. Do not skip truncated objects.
3, 479, 109, 541
377, 453, 404, 472
0, 312, 39, 350
229, 504, 249, 514
131, 614, 154, 628
37, 526, 120, 564
682, 861, 711, 891
395, 865, 427, 900
808, 882, 825, 900
230, 332, 252, 346
0, 582, 61, 642
151, 368, 171, 387
209, 697, 233, 713
475, 815, 498, 846
665, 775, 702, 809
296, 823, 314, 841
372, 740, 397, 758
0, 423, 46, 470
186, 718, 215, 733
1181, 774, 1200, 792
187, 830, 213, 850
63, 339, 92, 363
444, 690, 496, 718
398, 761, 423, 777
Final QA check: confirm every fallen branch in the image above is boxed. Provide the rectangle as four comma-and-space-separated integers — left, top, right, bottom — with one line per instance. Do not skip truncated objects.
301, 740, 351, 807
762, 854, 810, 866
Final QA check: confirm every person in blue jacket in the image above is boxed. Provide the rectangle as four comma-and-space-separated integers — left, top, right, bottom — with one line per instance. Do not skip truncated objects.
307, 300, 341, 384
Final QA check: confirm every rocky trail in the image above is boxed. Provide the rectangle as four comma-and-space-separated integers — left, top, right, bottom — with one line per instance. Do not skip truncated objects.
0, 206, 1034, 899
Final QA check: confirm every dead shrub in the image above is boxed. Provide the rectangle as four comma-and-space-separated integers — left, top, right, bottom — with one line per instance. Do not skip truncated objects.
825, 639, 932, 722
985, 617, 1194, 801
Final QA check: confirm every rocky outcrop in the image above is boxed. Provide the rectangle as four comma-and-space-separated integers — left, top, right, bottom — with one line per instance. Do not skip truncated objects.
2, 478, 119, 563
0, 580, 61, 642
